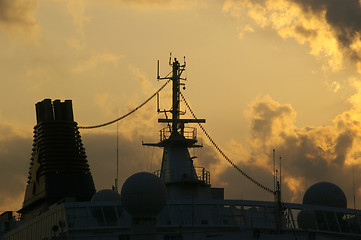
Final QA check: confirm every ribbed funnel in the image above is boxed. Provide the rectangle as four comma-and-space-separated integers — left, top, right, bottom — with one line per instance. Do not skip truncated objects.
20, 99, 96, 220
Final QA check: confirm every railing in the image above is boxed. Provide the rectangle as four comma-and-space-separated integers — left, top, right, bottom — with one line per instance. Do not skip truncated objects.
4, 199, 361, 239
159, 127, 197, 141
153, 167, 210, 185
195, 167, 210, 184
65, 199, 361, 237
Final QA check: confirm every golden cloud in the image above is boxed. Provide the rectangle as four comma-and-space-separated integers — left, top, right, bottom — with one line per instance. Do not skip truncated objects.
223, 0, 361, 71
214, 77, 361, 202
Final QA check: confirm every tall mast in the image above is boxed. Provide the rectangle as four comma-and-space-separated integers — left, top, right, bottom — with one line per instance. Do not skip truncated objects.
171, 59, 180, 134
144, 56, 211, 199
156, 56, 204, 136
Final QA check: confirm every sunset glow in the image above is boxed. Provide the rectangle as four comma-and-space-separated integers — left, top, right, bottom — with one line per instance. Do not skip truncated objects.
1, 0, 361, 212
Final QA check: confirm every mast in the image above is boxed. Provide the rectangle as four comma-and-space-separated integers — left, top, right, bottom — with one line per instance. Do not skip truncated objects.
143, 56, 211, 199
155, 57, 205, 138
171, 59, 180, 134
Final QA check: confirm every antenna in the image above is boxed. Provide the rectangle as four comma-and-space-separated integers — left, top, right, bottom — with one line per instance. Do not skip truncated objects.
114, 109, 119, 193
353, 166, 356, 209
157, 93, 160, 112
183, 56, 187, 81
279, 156, 282, 195
150, 55, 205, 137
157, 60, 160, 80
273, 149, 276, 193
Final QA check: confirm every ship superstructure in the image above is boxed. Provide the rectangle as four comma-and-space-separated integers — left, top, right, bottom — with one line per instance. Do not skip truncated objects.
1, 58, 361, 240
143, 58, 220, 201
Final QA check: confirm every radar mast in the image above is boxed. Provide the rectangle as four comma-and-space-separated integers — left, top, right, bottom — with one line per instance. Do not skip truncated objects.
143, 56, 211, 200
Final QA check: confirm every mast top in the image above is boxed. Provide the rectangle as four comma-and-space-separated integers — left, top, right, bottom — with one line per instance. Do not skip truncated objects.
157, 57, 205, 137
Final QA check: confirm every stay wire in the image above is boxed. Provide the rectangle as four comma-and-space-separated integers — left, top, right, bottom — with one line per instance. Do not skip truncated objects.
180, 92, 275, 195
79, 79, 171, 129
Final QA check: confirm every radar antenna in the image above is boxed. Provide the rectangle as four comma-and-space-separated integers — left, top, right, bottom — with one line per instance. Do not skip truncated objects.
156, 57, 205, 135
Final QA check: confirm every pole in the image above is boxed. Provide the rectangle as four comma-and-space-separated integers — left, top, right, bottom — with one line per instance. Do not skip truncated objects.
172, 59, 180, 134
273, 149, 275, 193
115, 109, 119, 192
279, 156, 282, 197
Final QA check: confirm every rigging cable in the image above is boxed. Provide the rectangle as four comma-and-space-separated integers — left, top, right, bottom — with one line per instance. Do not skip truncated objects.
180, 92, 275, 195
79, 79, 171, 129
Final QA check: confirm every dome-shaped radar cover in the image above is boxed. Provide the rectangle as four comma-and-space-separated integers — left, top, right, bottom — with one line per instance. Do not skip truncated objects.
91, 189, 122, 225
303, 182, 347, 208
91, 189, 121, 202
121, 172, 167, 218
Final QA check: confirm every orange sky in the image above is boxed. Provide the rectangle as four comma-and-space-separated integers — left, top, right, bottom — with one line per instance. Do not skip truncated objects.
1, 0, 361, 211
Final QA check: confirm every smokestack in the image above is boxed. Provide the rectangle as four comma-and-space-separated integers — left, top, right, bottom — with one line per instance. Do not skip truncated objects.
20, 99, 96, 220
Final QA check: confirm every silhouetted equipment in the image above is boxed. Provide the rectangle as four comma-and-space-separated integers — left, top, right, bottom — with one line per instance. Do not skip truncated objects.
19, 99, 96, 220
121, 172, 167, 240
143, 58, 214, 200
298, 182, 347, 231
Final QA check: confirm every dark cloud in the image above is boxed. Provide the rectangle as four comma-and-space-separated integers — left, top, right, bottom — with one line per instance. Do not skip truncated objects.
82, 131, 163, 191
217, 159, 275, 202
251, 99, 294, 140
294, 25, 318, 39
0, 0, 38, 33
292, 0, 361, 46
333, 130, 356, 166
224, 0, 361, 70
0, 124, 31, 211
275, 131, 360, 207
239, 96, 361, 207
285, 0, 361, 61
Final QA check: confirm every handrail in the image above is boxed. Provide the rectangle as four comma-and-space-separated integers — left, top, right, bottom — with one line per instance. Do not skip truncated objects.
153, 167, 210, 184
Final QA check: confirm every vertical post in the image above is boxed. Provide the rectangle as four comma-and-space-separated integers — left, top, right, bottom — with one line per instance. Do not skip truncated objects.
172, 59, 180, 134
273, 149, 275, 194
157, 60, 160, 79
115, 108, 119, 193
279, 156, 282, 196
353, 166, 356, 209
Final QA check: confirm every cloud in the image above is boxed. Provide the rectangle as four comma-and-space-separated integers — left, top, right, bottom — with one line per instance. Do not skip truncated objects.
82, 130, 163, 191
238, 25, 255, 39
129, 65, 153, 95
65, 0, 90, 50
66, 0, 89, 35
5, 85, 361, 210
118, 0, 176, 6
0, 0, 39, 35
208, 77, 361, 205
0, 122, 32, 211
104, 0, 205, 9
220, 0, 361, 203
223, 0, 361, 72
291, 0, 361, 48
72, 52, 123, 73
248, 95, 296, 141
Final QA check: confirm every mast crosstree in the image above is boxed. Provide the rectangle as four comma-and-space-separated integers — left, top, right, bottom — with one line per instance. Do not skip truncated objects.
144, 57, 212, 199
156, 57, 205, 136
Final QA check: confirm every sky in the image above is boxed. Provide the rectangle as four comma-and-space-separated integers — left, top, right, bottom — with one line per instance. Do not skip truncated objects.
2, 0, 361, 211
